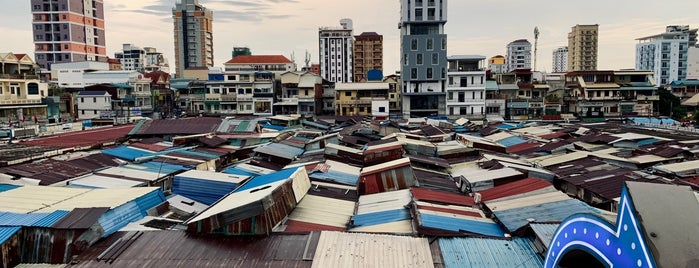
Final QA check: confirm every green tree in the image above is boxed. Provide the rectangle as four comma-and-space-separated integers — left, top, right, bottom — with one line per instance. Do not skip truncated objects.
657, 88, 686, 120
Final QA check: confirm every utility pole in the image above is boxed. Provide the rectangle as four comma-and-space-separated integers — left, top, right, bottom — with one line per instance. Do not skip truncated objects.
533, 27, 540, 72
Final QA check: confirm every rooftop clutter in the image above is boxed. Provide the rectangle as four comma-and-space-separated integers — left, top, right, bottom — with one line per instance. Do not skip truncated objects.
0, 115, 698, 267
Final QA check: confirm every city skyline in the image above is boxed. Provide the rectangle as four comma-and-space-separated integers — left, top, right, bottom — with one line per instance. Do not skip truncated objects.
2, 0, 698, 74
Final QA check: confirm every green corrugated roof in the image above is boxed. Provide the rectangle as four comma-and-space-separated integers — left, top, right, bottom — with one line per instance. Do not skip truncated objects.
486, 80, 499, 91
618, 86, 656, 91
111, 83, 133, 89
671, 80, 699, 87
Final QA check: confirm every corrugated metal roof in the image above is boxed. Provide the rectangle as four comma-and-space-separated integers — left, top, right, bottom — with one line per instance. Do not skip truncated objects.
20, 124, 133, 149
455, 167, 524, 184
172, 176, 243, 206
308, 160, 361, 186
485, 131, 515, 142
530, 151, 589, 167
254, 142, 305, 159
223, 163, 275, 177
312, 231, 433, 268
529, 223, 559, 248
493, 199, 600, 232
0, 226, 20, 245
356, 189, 412, 215
360, 158, 411, 175
96, 166, 164, 182
166, 195, 209, 215
348, 220, 414, 234
68, 175, 145, 188
102, 146, 156, 161
0, 184, 19, 193
654, 159, 699, 175
486, 190, 571, 212
0, 210, 69, 227
0, 185, 161, 213
498, 136, 528, 147
438, 237, 543, 268
51, 207, 110, 229
411, 188, 475, 207
286, 194, 354, 229
351, 209, 411, 228
234, 167, 301, 192
418, 211, 505, 237
476, 178, 552, 202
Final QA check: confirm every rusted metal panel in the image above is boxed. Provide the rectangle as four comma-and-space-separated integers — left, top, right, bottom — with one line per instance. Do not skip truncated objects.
359, 165, 416, 195
1, 227, 22, 268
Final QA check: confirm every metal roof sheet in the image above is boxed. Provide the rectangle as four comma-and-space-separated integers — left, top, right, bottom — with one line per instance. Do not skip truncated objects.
68, 175, 146, 188
0, 185, 161, 213
20, 124, 133, 149
411, 187, 475, 207
360, 158, 411, 175
485, 190, 571, 212
0, 226, 20, 245
0, 184, 19, 193
493, 199, 600, 232
498, 136, 528, 147
166, 195, 209, 215
101, 146, 156, 161
476, 178, 552, 202
654, 159, 699, 175
234, 167, 302, 192
51, 207, 110, 229
351, 208, 410, 228
356, 189, 412, 215
286, 195, 354, 229
96, 166, 164, 182
418, 211, 505, 237
438, 237, 543, 268
455, 167, 524, 184
254, 142, 305, 159
530, 151, 590, 167
529, 223, 559, 249
308, 160, 361, 186
175, 170, 249, 184
312, 231, 432, 268
223, 163, 275, 177
0, 210, 69, 227
485, 131, 515, 142
347, 219, 414, 234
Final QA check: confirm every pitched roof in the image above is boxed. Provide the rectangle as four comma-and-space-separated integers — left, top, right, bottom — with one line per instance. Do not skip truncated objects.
225, 55, 292, 64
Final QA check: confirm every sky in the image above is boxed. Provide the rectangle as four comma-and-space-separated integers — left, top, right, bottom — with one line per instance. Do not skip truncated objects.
2, 0, 698, 74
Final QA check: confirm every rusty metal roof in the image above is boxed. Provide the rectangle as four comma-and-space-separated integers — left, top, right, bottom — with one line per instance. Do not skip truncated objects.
131, 117, 221, 136
21, 125, 133, 148
73, 231, 316, 267
476, 178, 552, 202
51, 207, 110, 229
411, 187, 475, 207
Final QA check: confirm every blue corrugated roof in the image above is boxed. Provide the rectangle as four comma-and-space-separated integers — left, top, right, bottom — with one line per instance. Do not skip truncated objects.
98, 188, 166, 237
628, 117, 680, 125
498, 136, 528, 147
0, 210, 69, 227
223, 167, 261, 177
173, 176, 239, 205
529, 223, 559, 247
102, 146, 156, 161
123, 161, 190, 175
0, 184, 20, 193
671, 80, 699, 87
254, 142, 305, 159
493, 199, 600, 232
494, 123, 519, 130
309, 170, 359, 186
420, 213, 505, 237
262, 124, 285, 131
439, 237, 543, 268
351, 209, 411, 227
234, 167, 300, 192
174, 150, 219, 160
0, 226, 21, 245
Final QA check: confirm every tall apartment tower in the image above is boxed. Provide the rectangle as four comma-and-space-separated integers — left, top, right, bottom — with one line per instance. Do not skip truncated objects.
488, 55, 507, 74
399, 0, 448, 118
552, 46, 568, 73
173, 0, 214, 78
506, 39, 532, 72
31, 0, 107, 70
636, 25, 698, 85
353, 32, 383, 82
567, 24, 598, 71
115, 44, 145, 72
319, 19, 354, 83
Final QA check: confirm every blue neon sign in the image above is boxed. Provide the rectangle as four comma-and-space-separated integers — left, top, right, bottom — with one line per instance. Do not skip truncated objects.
544, 185, 656, 267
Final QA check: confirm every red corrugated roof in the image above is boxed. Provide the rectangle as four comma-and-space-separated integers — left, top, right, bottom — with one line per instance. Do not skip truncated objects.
538, 131, 569, 140
477, 178, 551, 202
507, 142, 541, 154
130, 142, 170, 152
416, 205, 482, 218
21, 125, 133, 148
225, 55, 292, 64
411, 187, 475, 207
283, 220, 345, 233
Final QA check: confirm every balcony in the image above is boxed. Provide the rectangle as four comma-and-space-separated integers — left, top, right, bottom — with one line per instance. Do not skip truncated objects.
0, 98, 43, 105
221, 94, 237, 102
204, 94, 221, 101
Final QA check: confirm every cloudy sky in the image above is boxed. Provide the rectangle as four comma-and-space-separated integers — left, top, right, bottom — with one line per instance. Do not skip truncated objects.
2, 0, 698, 74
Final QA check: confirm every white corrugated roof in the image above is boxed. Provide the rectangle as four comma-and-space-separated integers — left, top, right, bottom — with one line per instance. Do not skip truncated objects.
324, 160, 362, 175
325, 143, 363, 154
530, 151, 590, 167
97, 166, 163, 182
361, 158, 411, 175
313, 231, 432, 268
287, 195, 355, 228
654, 159, 699, 174
485, 190, 570, 212
459, 168, 523, 183
188, 180, 287, 223
484, 132, 514, 142
356, 189, 412, 215
0, 186, 160, 213
68, 175, 145, 188
415, 201, 486, 217
175, 170, 249, 184
610, 132, 672, 142
512, 126, 552, 136
167, 195, 209, 214
481, 153, 531, 166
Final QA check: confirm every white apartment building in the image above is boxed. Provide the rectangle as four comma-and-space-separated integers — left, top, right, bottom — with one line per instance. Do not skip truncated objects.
114, 44, 145, 72
636, 25, 698, 85
319, 19, 354, 83
76, 91, 111, 119
552, 47, 568, 73
446, 55, 486, 119
506, 39, 532, 72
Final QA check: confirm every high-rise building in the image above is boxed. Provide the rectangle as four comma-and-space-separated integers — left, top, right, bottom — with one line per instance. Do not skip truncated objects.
114, 44, 145, 72
488, 55, 507, 74
636, 25, 698, 85
353, 32, 383, 82
319, 19, 354, 83
567, 24, 598, 71
144, 47, 169, 73
173, 0, 213, 78
399, 0, 448, 118
31, 0, 107, 70
552, 46, 568, 73
505, 39, 532, 72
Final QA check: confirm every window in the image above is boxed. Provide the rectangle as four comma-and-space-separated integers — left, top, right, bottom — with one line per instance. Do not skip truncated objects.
417, 54, 423, 65
94, 110, 97, 115
379, 107, 386, 113
34, 25, 42, 30
345, 91, 351, 97
427, 39, 433, 50
442, 39, 446, 50
81, 110, 85, 115
411, 39, 418, 50
404, 54, 408, 65
81, 98, 84, 103
35, 35, 42, 40
432, 53, 438, 65
93, 97, 97, 102
426, 68, 433, 79
411, 68, 418, 79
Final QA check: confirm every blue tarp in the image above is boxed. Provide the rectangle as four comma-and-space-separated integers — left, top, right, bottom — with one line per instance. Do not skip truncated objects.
628, 117, 680, 125
234, 167, 299, 192
351, 209, 411, 227
420, 213, 505, 237
173, 176, 239, 205
494, 123, 520, 130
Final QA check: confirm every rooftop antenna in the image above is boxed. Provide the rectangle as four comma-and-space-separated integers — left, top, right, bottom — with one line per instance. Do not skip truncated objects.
304, 50, 311, 68
533, 26, 540, 72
